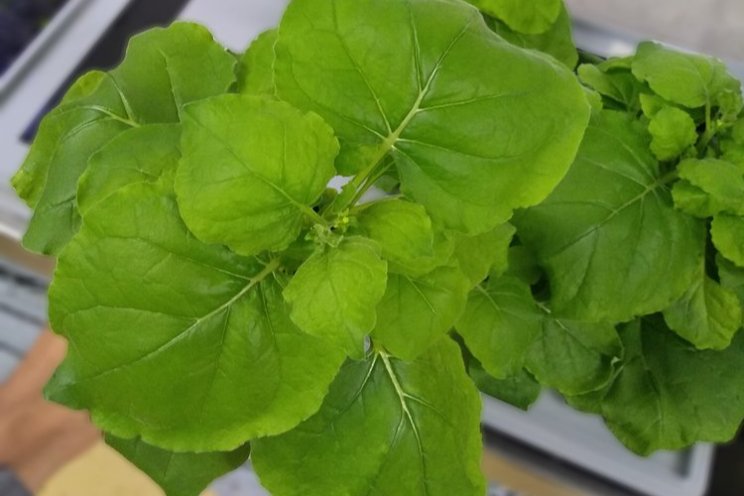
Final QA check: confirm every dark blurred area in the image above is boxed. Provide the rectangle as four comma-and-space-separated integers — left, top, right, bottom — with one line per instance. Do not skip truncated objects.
709, 436, 744, 496
0, 0, 68, 75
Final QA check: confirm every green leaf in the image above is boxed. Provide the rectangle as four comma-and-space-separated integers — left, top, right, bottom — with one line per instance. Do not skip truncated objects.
47, 182, 345, 452
356, 198, 441, 277
77, 124, 181, 216
515, 110, 705, 322
274, 0, 590, 233
284, 237, 388, 358
564, 388, 608, 415
106, 435, 250, 496
632, 41, 741, 111
485, 5, 578, 68
456, 275, 540, 379
583, 87, 603, 115
721, 140, 744, 172
373, 266, 470, 360
601, 316, 744, 455
526, 311, 622, 396
238, 29, 277, 96
505, 245, 541, 285
13, 22, 236, 255
451, 223, 515, 286
251, 338, 486, 496
11, 70, 106, 208
672, 180, 725, 218
175, 95, 338, 256
718, 254, 744, 311
712, 214, 744, 267
468, 359, 540, 410
663, 266, 742, 350
577, 64, 642, 110
639, 93, 668, 117
468, 0, 562, 34
677, 158, 744, 216
647, 106, 698, 161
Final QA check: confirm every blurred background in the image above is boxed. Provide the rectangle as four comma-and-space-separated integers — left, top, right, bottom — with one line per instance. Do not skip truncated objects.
1, 1, 743, 495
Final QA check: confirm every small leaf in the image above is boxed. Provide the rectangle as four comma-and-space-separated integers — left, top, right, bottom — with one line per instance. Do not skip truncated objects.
374, 266, 470, 360
468, 0, 562, 34
663, 267, 742, 350
451, 223, 515, 286
78, 124, 181, 215
515, 110, 705, 322
577, 64, 642, 110
47, 182, 345, 452
677, 158, 744, 216
284, 237, 388, 358
274, 0, 589, 233
712, 213, 744, 267
356, 198, 440, 277
601, 316, 744, 455
176, 95, 338, 256
13, 22, 237, 255
106, 435, 250, 496
632, 41, 741, 111
672, 180, 725, 218
526, 311, 622, 396
252, 338, 486, 496
485, 4, 578, 68
238, 29, 277, 96
456, 275, 540, 379
647, 106, 698, 161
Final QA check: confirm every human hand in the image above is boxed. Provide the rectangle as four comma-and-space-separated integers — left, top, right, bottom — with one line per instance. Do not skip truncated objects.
0, 331, 99, 493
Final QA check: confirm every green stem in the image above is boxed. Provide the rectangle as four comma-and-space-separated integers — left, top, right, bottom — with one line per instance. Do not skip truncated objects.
324, 159, 382, 218
348, 158, 395, 208
324, 72, 432, 217
251, 257, 283, 285
303, 204, 328, 227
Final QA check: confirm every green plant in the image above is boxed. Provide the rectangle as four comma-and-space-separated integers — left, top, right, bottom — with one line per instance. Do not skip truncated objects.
11, 0, 744, 494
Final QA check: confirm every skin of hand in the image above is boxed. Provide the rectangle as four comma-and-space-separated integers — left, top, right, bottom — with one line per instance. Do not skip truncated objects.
0, 331, 99, 493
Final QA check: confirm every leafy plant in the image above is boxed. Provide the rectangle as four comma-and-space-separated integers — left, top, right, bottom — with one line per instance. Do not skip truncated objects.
10, 0, 744, 494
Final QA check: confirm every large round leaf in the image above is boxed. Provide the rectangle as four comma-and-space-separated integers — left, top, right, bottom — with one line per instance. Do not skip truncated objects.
252, 338, 485, 496
601, 317, 744, 455
273, 0, 590, 233
176, 95, 338, 256
47, 182, 345, 452
516, 110, 705, 322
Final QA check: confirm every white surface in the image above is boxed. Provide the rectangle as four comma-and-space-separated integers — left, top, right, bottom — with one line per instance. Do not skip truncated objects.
179, 0, 288, 52
482, 393, 714, 496
567, 0, 744, 62
0, 0, 88, 93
